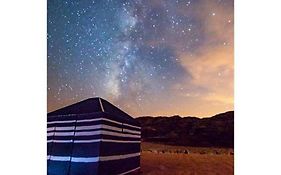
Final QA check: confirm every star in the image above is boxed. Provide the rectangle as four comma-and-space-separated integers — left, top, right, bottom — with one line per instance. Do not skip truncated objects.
48, 0, 234, 117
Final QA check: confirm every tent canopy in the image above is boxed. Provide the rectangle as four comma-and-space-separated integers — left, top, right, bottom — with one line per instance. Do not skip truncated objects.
47, 97, 141, 175
48, 97, 139, 126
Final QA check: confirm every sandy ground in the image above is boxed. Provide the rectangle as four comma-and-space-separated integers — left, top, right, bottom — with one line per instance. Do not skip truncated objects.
139, 142, 234, 175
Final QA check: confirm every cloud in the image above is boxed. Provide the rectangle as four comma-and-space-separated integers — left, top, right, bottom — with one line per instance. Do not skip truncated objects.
174, 0, 234, 116
115, 0, 234, 117
190, 0, 234, 46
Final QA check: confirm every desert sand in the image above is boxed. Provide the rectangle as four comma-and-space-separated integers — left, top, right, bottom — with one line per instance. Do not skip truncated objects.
140, 142, 234, 175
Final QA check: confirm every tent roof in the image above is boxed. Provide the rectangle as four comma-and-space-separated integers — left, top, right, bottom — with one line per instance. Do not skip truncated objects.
47, 97, 139, 126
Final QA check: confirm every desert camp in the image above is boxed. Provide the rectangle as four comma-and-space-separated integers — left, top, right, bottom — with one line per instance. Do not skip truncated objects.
47, 98, 141, 175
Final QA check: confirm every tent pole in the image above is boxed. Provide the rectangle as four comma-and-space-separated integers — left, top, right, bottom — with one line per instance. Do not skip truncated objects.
67, 116, 78, 175
47, 121, 56, 175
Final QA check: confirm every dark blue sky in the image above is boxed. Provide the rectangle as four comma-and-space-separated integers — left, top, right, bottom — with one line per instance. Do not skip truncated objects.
48, 0, 234, 117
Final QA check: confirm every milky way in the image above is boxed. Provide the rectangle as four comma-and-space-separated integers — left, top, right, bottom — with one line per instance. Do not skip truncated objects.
48, 0, 234, 117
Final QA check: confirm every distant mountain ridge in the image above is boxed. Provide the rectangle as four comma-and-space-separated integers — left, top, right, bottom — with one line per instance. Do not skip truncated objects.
136, 111, 234, 148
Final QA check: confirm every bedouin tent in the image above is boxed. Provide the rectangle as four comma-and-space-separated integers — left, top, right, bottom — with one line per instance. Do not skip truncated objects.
47, 98, 141, 175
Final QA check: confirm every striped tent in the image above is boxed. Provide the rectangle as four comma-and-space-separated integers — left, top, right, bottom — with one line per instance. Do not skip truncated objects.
47, 98, 141, 175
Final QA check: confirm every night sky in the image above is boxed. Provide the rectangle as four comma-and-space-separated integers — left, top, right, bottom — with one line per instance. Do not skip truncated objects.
47, 0, 233, 117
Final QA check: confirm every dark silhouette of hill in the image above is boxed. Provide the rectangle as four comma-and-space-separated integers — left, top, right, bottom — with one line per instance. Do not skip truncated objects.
136, 111, 234, 148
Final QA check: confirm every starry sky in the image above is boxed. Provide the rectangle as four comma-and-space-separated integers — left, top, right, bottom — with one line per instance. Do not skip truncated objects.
47, 0, 233, 117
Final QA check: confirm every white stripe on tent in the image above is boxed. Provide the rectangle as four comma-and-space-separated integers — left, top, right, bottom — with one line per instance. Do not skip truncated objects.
118, 167, 140, 175
73, 139, 100, 143
100, 130, 140, 138
76, 118, 101, 123
75, 130, 141, 138
48, 129, 140, 138
123, 123, 141, 130
48, 120, 76, 125
71, 156, 99, 163
56, 126, 75, 131
48, 117, 141, 130
48, 124, 140, 135
47, 140, 73, 143
76, 124, 122, 132
98, 98, 105, 112
50, 155, 71, 161
76, 125, 102, 130
99, 152, 140, 161
47, 127, 55, 132
47, 131, 75, 136
48, 125, 101, 131
48, 152, 140, 163
77, 118, 123, 126
123, 128, 140, 134
47, 139, 141, 144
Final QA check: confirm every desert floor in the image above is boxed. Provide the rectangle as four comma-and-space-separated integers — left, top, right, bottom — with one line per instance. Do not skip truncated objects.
140, 142, 234, 175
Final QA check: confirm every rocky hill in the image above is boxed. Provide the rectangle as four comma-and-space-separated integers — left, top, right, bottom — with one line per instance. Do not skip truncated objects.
136, 111, 234, 148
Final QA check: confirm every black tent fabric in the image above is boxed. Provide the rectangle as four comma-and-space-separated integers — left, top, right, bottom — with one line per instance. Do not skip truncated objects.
47, 98, 141, 175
